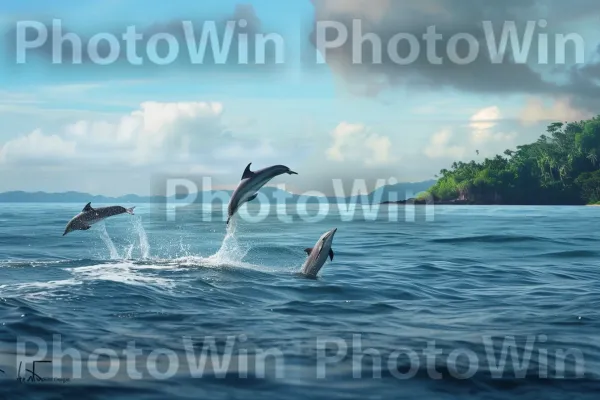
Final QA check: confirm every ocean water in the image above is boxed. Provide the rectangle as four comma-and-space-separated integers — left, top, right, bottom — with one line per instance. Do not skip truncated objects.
1, 203, 600, 399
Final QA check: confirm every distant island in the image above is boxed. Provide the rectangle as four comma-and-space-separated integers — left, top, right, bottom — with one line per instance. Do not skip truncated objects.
381, 198, 470, 205
11, 112, 600, 209
0, 181, 436, 204
387, 116, 600, 206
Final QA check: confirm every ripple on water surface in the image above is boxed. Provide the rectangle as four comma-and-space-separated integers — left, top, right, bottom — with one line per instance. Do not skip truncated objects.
1, 205, 600, 399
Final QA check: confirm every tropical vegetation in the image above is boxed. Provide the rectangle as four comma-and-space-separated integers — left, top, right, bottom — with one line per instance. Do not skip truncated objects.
427, 116, 600, 205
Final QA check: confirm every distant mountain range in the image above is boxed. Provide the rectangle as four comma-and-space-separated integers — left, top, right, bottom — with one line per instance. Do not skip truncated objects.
0, 180, 436, 204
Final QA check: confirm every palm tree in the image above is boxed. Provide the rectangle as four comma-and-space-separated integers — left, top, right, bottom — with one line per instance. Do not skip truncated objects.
587, 151, 598, 166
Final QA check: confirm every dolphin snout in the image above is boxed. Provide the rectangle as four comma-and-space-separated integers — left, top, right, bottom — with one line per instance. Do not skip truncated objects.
288, 170, 298, 175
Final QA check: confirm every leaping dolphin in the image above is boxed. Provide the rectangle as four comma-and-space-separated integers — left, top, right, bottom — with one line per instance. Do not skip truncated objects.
300, 228, 337, 278
227, 163, 297, 225
63, 202, 135, 236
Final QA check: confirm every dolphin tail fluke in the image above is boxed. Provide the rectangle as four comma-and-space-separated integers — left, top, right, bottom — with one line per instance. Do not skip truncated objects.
126, 206, 136, 215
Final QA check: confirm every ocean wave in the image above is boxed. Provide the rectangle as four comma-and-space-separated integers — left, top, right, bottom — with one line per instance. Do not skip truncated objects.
2, 205, 600, 399
65, 262, 178, 289
430, 234, 560, 244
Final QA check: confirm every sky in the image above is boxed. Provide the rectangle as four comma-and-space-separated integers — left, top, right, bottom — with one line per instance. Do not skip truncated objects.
0, 0, 599, 196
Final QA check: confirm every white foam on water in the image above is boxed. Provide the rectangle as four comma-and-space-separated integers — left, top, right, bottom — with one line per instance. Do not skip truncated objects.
97, 222, 120, 260
57, 214, 275, 279
0, 279, 83, 300
167, 220, 275, 273
0, 260, 73, 268
172, 255, 263, 270
0, 279, 81, 291
67, 262, 176, 289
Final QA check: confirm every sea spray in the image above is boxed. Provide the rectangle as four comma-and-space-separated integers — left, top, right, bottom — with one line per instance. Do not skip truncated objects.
97, 222, 120, 260
132, 215, 150, 259
206, 218, 250, 265
124, 244, 135, 260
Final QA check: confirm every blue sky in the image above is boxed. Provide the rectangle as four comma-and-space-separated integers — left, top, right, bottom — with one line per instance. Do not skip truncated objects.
1, 0, 598, 196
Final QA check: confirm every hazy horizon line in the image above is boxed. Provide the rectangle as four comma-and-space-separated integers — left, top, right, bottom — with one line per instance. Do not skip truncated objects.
0, 179, 438, 200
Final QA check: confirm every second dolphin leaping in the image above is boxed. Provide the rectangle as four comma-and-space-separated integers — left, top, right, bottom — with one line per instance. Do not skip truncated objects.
63, 202, 135, 236
227, 163, 298, 225
300, 228, 337, 279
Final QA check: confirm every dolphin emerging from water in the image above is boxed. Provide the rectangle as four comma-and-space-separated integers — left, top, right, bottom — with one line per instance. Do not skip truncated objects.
227, 163, 298, 225
300, 228, 337, 278
63, 202, 135, 236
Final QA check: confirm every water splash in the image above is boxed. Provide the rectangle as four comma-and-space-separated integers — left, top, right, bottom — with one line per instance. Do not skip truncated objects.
205, 218, 249, 265
132, 216, 150, 259
97, 222, 120, 260
124, 244, 135, 260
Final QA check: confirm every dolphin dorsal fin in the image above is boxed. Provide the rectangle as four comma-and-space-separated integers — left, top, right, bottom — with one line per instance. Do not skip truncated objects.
304, 248, 313, 256
329, 249, 334, 261
82, 202, 94, 212
241, 163, 255, 180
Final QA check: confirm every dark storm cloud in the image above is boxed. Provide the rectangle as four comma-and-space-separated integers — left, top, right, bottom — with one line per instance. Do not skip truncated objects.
309, 0, 600, 110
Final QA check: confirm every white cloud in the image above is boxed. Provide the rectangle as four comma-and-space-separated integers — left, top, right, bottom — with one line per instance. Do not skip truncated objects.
365, 134, 392, 165
0, 101, 270, 171
0, 98, 322, 194
326, 122, 393, 166
469, 106, 517, 145
61, 101, 225, 166
519, 97, 592, 126
470, 106, 500, 132
424, 106, 518, 160
0, 129, 76, 164
424, 129, 466, 159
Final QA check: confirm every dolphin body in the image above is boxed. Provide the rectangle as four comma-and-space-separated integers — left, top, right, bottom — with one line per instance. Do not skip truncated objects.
300, 228, 337, 278
227, 163, 297, 225
63, 202, 135, 236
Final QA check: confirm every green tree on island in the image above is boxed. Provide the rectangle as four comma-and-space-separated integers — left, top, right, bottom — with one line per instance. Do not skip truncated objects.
427, 116, 600, 205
